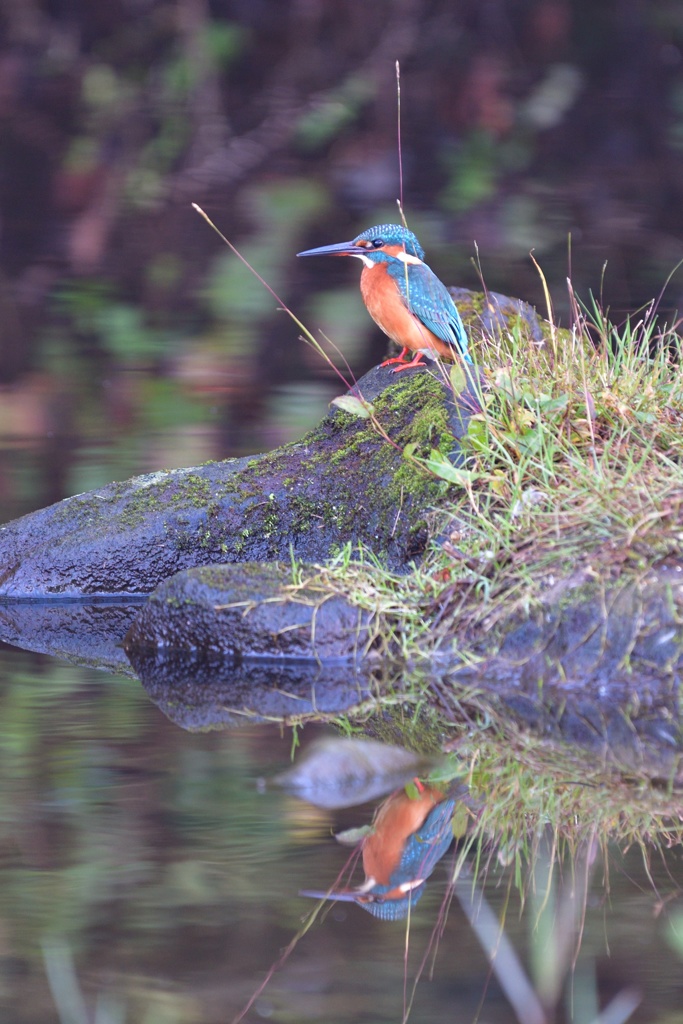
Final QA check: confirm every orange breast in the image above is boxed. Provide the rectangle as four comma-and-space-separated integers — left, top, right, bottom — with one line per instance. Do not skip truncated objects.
360, 265, 454, 360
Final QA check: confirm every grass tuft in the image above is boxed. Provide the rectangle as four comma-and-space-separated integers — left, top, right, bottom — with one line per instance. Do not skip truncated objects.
305, 281, 683, 858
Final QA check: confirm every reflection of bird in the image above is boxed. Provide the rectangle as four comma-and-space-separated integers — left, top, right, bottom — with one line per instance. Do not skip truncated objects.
297, 224, 471, 371
301, 784, 456, 920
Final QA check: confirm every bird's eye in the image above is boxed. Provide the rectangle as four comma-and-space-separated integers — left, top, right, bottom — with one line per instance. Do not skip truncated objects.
371, 238, 384, 248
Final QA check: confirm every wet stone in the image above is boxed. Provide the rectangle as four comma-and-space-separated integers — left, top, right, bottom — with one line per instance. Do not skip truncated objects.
124, 562, 374, 660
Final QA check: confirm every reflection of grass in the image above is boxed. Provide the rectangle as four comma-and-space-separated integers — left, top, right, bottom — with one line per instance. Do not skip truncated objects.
446, 709, 683, 871
265, 717, 660, 1024
412, 709, 667, 1024
331, 683, 683, 875
363, 692, 675, 1024
43, 938, 126, 1024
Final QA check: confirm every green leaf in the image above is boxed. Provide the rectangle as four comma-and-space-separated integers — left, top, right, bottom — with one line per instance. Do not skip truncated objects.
424, 449, 480, 487
515, 427, 544, 455
331, 395, 374, 419
452, 802, 469, 840
465, 414, 490, 452
535, 393, 569, 419
427, 754, 465, 785
335, 825, 373, 846
450, 361, 468, 395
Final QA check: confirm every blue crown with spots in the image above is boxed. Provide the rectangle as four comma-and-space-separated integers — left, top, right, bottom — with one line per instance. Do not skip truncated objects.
354, 224, 425, 261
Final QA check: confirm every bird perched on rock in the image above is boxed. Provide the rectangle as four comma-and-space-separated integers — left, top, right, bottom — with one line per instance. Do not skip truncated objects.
297, 223, 471, 371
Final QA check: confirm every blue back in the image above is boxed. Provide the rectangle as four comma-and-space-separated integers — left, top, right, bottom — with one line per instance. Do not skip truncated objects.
388, 259, 470, 361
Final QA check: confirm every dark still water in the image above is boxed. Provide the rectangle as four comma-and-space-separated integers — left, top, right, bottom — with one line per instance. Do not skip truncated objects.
1, 643, 683, 1024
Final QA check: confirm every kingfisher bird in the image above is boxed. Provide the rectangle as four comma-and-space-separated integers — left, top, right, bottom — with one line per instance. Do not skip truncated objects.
300, 783, 457, 920
297, 223, 471, 371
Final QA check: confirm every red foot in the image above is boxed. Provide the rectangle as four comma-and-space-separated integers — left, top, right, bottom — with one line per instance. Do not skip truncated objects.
379, 347, 409, 368
391, 352, 428, 372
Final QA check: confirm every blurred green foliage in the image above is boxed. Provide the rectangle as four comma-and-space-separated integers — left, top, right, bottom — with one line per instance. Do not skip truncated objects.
2, 0, 683, 514
296, 76, 375, 150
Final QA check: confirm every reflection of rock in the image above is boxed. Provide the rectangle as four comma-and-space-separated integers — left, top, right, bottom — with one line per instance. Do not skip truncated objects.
434, 565, 683, 785
124, 562, 373, 659
128, 646, 376, 730
0, 600, 143, 673
496, 681, 683, 784
449, 664, 683, 784
0, 363, 483, 597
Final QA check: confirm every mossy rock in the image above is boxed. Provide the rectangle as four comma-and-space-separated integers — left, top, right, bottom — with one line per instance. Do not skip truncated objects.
0, 362, 484, 597
449, 287, 546, 349
0, 287, 548, 598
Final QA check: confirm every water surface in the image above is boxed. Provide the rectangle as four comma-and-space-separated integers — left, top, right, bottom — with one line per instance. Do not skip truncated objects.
1, 643, 682, 1023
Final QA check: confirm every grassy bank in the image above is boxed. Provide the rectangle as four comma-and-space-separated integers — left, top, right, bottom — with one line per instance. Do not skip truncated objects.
296, 284, 683, 853
314, 284, 683, 655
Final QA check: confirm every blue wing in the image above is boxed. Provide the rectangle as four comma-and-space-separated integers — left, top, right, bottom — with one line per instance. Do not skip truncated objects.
390, 261, 471, 363
393, 797, 457, 885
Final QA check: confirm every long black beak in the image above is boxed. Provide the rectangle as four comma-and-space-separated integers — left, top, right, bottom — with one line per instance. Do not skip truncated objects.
299, 888, 360, 903
296, 240, 366, 258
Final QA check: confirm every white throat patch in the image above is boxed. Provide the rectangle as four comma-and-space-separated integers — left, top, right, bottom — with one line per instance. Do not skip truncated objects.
350, 252, 375, 268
